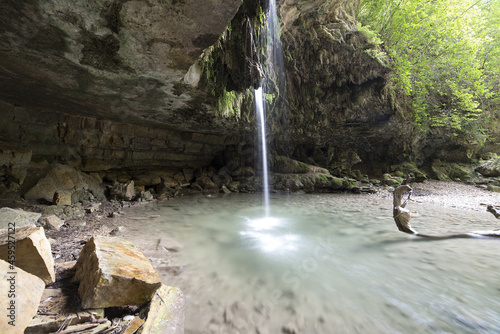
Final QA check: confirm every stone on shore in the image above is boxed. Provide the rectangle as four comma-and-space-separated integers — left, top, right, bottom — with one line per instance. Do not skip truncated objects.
109, 180, 136, 201
0, 207, 41, 230
141, 284, 186, 334
0, 225, 55, 285
73, 236, 162, 309
39, 215, 65, 231
0, 259, 45, 334
476, 158, 500, 177
24, 164, 105, 203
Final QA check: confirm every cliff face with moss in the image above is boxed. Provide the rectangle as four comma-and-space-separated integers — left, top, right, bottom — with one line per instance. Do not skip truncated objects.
274, 0, 412, 174
0, 0, 497, 197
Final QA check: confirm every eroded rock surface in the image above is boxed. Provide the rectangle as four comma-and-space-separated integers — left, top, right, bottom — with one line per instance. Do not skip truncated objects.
0, 259, 45, 334
73, 236, 162, 309
0, 207, 41, 229
0, 225, 56, 285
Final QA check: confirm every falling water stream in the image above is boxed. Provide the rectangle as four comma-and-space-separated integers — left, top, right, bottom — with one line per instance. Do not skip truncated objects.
255, 87, 270, 216
252, 0, 285, 217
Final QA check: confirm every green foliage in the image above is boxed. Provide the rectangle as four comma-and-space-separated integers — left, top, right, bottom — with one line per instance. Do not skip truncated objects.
358, 0, 500, 143
217, 89, 245, 119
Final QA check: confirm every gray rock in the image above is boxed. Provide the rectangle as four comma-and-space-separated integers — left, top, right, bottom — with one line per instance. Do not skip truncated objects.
39, 215, 64, 231
476, 158, 500, 177
24, 164, 105, 203
0, 207, 41, 230
110, 180, 136, 201
140, 284, 185, 334
43, 203, 85, 221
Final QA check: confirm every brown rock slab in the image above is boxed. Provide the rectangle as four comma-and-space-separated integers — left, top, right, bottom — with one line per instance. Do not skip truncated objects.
0, 225, 55, 285
141, 284, 186, 334
73, 236, 162, 309
0, 259, 45, 334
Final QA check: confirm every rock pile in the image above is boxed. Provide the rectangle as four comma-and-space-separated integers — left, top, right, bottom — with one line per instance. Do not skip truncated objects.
0, 209, 185, 334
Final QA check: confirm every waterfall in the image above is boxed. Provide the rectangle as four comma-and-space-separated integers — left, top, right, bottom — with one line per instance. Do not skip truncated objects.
252, 0, 285, 217
255, 87, 270, 216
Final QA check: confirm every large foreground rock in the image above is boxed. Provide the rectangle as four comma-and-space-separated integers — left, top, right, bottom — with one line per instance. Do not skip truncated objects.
73, 236, 162, 309
0, 259, 45, 334
141, 284, 186, 334
0, 225, 55, 285
0, 207, 41, 230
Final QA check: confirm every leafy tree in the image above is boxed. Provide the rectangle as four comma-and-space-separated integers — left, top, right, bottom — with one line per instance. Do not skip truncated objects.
358, 0, 500, 143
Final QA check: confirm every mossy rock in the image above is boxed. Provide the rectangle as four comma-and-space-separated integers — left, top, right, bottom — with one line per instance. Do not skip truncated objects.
390, 161, 427, 181
432, 160, 477, 181
269, 155, 310, 174
476, 158, 500, 177
487, 185, 500, 193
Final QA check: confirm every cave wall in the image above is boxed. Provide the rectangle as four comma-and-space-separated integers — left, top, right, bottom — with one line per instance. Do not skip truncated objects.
0, 0, 246, 194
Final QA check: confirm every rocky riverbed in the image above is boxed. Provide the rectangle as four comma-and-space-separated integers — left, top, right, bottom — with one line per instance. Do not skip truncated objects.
0, 178, 498, 333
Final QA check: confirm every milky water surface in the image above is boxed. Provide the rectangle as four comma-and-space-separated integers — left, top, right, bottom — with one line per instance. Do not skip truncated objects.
123, 193, 500, 333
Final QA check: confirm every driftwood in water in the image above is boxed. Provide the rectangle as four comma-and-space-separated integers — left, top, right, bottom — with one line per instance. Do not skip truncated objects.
392, 183, 500, 239
488, 205, 500, 219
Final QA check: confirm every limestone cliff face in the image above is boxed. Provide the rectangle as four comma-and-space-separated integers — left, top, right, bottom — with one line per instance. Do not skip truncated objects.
274, 0, 412, 173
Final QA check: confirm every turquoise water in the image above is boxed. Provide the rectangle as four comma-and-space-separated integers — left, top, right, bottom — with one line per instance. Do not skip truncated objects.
123, 193, 500, 334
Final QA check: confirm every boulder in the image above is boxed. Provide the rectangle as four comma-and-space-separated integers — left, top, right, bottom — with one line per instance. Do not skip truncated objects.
269, 155, 310, 174
0, 141, 32, 188
24, 164, 105, 203
43, 203, 85, 221
73, 236, 162, 309
39, 215, 65, 231
141, 284, 185, 334
0, 207, 41, 230
52, 190, 72, 206
476, 158, 500, 177
432, 160, 476, 181
0, 225, 55, 285
0, 259, 45, 334
110, 180, 136, 201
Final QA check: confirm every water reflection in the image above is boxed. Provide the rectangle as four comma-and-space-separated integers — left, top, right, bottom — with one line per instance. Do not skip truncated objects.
240, 216, 300, 253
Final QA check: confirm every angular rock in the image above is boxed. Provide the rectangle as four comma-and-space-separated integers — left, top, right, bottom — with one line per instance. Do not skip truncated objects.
0, 225, 55, 285
24, 164, 105, 203
73, 236, 162, 309
52, 190, 72, 206
158, 237, 184, 252
476, 158, 500, 177
0, 207, 41, 230
141, 284, 185, 334
43, 203, 85, 221
0, 259, 45, 334
110, 180, 136, 201
39, 215, 65, 231
269, 155, 310, 174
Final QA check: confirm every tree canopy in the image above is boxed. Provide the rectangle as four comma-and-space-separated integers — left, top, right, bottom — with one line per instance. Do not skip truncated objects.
358, 0, 500, 143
